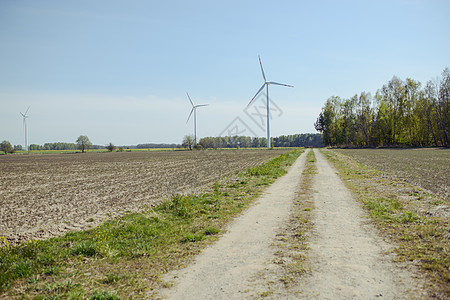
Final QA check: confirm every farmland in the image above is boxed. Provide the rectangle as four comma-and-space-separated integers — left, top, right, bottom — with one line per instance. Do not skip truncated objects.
0, 149, 290, 244
333, 148, 449, 201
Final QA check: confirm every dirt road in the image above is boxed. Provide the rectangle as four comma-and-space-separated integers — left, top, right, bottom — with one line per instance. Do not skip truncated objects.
296, 149, 422, 299
157, 149, 422, 299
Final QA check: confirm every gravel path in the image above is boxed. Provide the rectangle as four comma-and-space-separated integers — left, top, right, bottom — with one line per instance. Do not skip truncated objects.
157, 149, 422, 299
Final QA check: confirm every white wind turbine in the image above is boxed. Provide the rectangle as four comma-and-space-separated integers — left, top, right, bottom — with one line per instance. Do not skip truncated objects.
247, 56, 293, 148
20, 106, 30, 151
186, 92, 209, 144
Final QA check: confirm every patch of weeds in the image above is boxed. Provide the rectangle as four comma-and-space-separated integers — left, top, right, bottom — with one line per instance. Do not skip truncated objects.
14, 259, 33, 277
28, 274, 40, 284
182, 233, 205, 243
363, 197, 403, 221
162, 281, 174, 288
89, 290, 120, 300
159, 194, 193, 218
71, 241, 100, 257
204, 227, 220, 235
396, 210, 419, 223
102, 273, 121, 284
260, 290, 274, 297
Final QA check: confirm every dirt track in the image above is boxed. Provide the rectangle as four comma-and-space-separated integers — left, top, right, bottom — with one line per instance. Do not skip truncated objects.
158, 149, 423, 299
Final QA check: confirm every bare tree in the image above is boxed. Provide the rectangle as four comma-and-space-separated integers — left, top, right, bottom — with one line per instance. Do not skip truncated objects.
182, 135, 194, 150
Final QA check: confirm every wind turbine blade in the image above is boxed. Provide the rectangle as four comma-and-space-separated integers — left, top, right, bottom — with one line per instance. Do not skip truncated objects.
248, 83, 266, 106
20, 112, 25, 117
186, 108, 194, 124
195, 104, 209, 108
24, 106, 30, 115
258, 55, 267, 82
268, 81, 293, 87
186, 92, 194, 107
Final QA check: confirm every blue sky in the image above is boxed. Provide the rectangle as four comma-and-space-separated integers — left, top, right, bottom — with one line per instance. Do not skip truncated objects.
1, 0, 449, 146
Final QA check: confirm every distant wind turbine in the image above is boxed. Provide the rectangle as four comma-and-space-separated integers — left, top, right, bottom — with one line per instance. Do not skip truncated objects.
247, 56, 293, 148
186, 92, 209, 144
20, 106, 30, 151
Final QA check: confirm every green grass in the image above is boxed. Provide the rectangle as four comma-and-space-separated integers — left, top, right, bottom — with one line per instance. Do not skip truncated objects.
0, 148, 303, 298
321, 149, 449, 298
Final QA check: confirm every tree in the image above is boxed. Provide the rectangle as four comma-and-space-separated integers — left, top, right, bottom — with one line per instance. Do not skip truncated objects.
1, 140, 13, 154
182, 135, 194, 150
76, 135, 92, 153
106, 142, 115, 152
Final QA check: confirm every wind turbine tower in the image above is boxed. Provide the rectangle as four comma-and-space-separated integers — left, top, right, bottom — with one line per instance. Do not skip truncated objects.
248, 56, 293, 148
20, 106, 30, 151
186, 92, 209, 144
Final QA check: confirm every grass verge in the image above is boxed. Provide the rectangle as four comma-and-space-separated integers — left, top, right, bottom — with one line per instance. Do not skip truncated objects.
0, 149, 303, 299
320, 148, 449, 299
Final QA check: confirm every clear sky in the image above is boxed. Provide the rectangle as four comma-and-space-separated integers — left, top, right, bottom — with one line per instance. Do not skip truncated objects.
1, 0, 449, 146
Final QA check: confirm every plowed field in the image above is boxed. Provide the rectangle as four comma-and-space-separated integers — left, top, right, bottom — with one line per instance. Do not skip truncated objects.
0, 149, 289, 244
334, 148, 449, 201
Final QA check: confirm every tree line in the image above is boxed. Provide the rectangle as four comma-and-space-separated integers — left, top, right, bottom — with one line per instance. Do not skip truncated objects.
29, 142, 78, 150
136, 143, 178, 149
315, 67, 449, 147
196, 133, 323, 149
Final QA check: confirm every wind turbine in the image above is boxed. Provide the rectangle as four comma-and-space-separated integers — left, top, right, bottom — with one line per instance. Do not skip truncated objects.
247, 56, 293, 148
20, 106, 30, 151
186, 92, 209, 144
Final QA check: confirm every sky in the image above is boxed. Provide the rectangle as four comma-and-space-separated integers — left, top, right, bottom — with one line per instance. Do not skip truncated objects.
1, 0, 449, 146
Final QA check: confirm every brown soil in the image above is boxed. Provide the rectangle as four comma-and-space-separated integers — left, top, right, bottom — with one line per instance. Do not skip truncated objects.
0, 149, 288, 244
334, 148, 449, 201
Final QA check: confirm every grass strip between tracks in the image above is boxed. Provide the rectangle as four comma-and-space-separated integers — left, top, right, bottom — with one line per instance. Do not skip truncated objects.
0, 149, 303, 299
320, 149, 449, 299
265, 149, 317, 297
